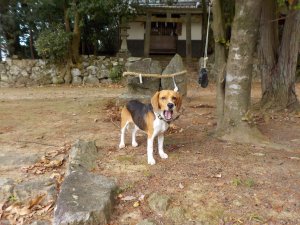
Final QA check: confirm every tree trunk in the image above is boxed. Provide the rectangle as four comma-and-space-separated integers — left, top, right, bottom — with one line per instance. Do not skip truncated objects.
71, 7, 81, 64
219, 0, 263, 142
29, 29, 35, 59
212, 0, 227, 130
261, 1, 300, 110
63, 1, 73, 83
258, 0, 278, 97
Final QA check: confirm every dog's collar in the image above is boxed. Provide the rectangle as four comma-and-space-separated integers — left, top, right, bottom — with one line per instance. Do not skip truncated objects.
156, 113, 171, 124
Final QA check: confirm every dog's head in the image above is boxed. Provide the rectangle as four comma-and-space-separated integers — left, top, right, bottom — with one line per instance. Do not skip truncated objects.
151, 90, 182, 121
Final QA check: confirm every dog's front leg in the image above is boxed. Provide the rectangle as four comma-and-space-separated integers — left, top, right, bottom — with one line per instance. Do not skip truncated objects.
147, 137, 156, 165
131, 125, 139, 147
158, 133, 168, 159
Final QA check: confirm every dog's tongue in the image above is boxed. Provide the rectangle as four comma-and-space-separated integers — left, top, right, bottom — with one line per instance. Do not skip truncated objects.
164, 110, 172, 120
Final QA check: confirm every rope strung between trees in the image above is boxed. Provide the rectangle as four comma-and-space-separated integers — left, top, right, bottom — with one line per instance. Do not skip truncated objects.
122, 70, 187, 92
122, 70, 187, 78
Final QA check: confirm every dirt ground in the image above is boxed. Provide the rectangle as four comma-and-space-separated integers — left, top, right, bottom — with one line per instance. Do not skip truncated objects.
0, 73, 300, 224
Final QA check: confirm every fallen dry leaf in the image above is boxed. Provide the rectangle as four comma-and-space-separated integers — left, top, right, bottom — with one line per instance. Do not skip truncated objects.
0, 202, 5, 219
50, 172, 64, 184
133, 201, 140, 207
21, 144, 70, 175
28, 194, 45, 209
18, 207, 31, 216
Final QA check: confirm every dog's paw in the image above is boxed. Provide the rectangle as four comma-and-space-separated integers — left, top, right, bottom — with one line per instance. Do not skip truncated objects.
159, 152, 168, 159
119, 143, 125, 149
132, 142, 138, 147
148, 158, 156, 165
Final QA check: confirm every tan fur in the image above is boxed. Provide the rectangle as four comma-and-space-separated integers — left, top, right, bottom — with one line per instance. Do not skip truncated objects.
174, 92, 182, 112
152, 90, 182, 112
151, 91, 160, 112
145, 111, 155, 137
120, 107, 133, 128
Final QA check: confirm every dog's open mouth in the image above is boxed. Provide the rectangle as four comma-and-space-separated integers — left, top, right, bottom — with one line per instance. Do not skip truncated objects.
163, 110, 173, 121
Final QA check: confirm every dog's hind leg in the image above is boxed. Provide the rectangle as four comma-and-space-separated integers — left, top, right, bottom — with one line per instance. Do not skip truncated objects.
131, 125, 139, 147
119, 107, 132, 149
119, 121, 128, 149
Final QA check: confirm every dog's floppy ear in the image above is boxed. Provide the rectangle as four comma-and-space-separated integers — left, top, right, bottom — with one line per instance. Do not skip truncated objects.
175, 92, 182, 112
151, 91, 160, 111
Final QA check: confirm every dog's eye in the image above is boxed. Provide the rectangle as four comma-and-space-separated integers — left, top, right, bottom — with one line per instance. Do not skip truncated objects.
161, 97, 166, 100
172, 96, 177, 101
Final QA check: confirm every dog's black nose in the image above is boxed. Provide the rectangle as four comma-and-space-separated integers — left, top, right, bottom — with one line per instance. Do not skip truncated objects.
167, 103, 174, 109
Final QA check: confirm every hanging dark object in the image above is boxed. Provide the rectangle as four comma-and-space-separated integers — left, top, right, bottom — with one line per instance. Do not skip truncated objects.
198, 68, 208, 88
198, 0, 211, 89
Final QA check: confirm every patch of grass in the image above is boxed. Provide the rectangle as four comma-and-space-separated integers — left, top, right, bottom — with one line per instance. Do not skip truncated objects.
143, 169, 153, 177
232, 178, 243, 186
116, 182, 135, 194
117, 155, 134, 163
231, 177, 255, 188
8, 195, 17, 202
109, 64, 124, 83
244, 178, 255, 188
248, 214, 264, 223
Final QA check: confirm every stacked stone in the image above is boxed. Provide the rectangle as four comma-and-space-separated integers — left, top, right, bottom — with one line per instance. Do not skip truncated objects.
0, 55, 124, 87
125, 54, 187, 96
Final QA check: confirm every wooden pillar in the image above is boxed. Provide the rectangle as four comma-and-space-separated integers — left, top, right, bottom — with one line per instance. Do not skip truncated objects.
186, 13, 192, 62
144, 12, 151, 57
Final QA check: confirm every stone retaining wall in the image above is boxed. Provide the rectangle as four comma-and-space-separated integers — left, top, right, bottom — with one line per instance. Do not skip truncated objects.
0, 55, 125, 87
0, 55, 190, 97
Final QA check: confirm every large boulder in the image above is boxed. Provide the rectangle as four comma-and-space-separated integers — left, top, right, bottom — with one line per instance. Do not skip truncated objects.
147, 193, 171, 215
0, 63, 9, 87
10, 65, 22, 76
71, 68, 82, 85
71, 68, 81, 77
53, 171, 117, 225
161, 54, 187, 95
66, 140, 98, 175
97, 68, 110, 80
53, 76, 65, 84
31, 66, 52, 85
126, 58, 162, 96
13, 177, 57, 203
0, 178, 14, 202
83, 75, 99, 84
72, 76, 83, 85
86, 65, 98, 76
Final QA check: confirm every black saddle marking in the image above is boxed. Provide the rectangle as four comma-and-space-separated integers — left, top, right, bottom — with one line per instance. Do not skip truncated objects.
126, 100, 154, 131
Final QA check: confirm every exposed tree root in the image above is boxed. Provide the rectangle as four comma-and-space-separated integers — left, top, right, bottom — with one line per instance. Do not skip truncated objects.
257, 95, 300, 113
218, 123, 295, 152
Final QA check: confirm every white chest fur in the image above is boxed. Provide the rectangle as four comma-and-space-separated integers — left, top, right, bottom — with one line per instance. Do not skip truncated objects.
153, 114, 169, 134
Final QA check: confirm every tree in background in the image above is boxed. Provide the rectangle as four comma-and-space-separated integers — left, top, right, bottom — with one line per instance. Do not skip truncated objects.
259, 0, 300, 110
0, 0, 22, 57
0, 0, 136, 62
212, 0, 299, 144
222, 0, 263, 141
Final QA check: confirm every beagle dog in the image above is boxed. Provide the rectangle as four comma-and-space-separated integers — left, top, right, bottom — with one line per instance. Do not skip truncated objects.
119, 90, 182, 165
